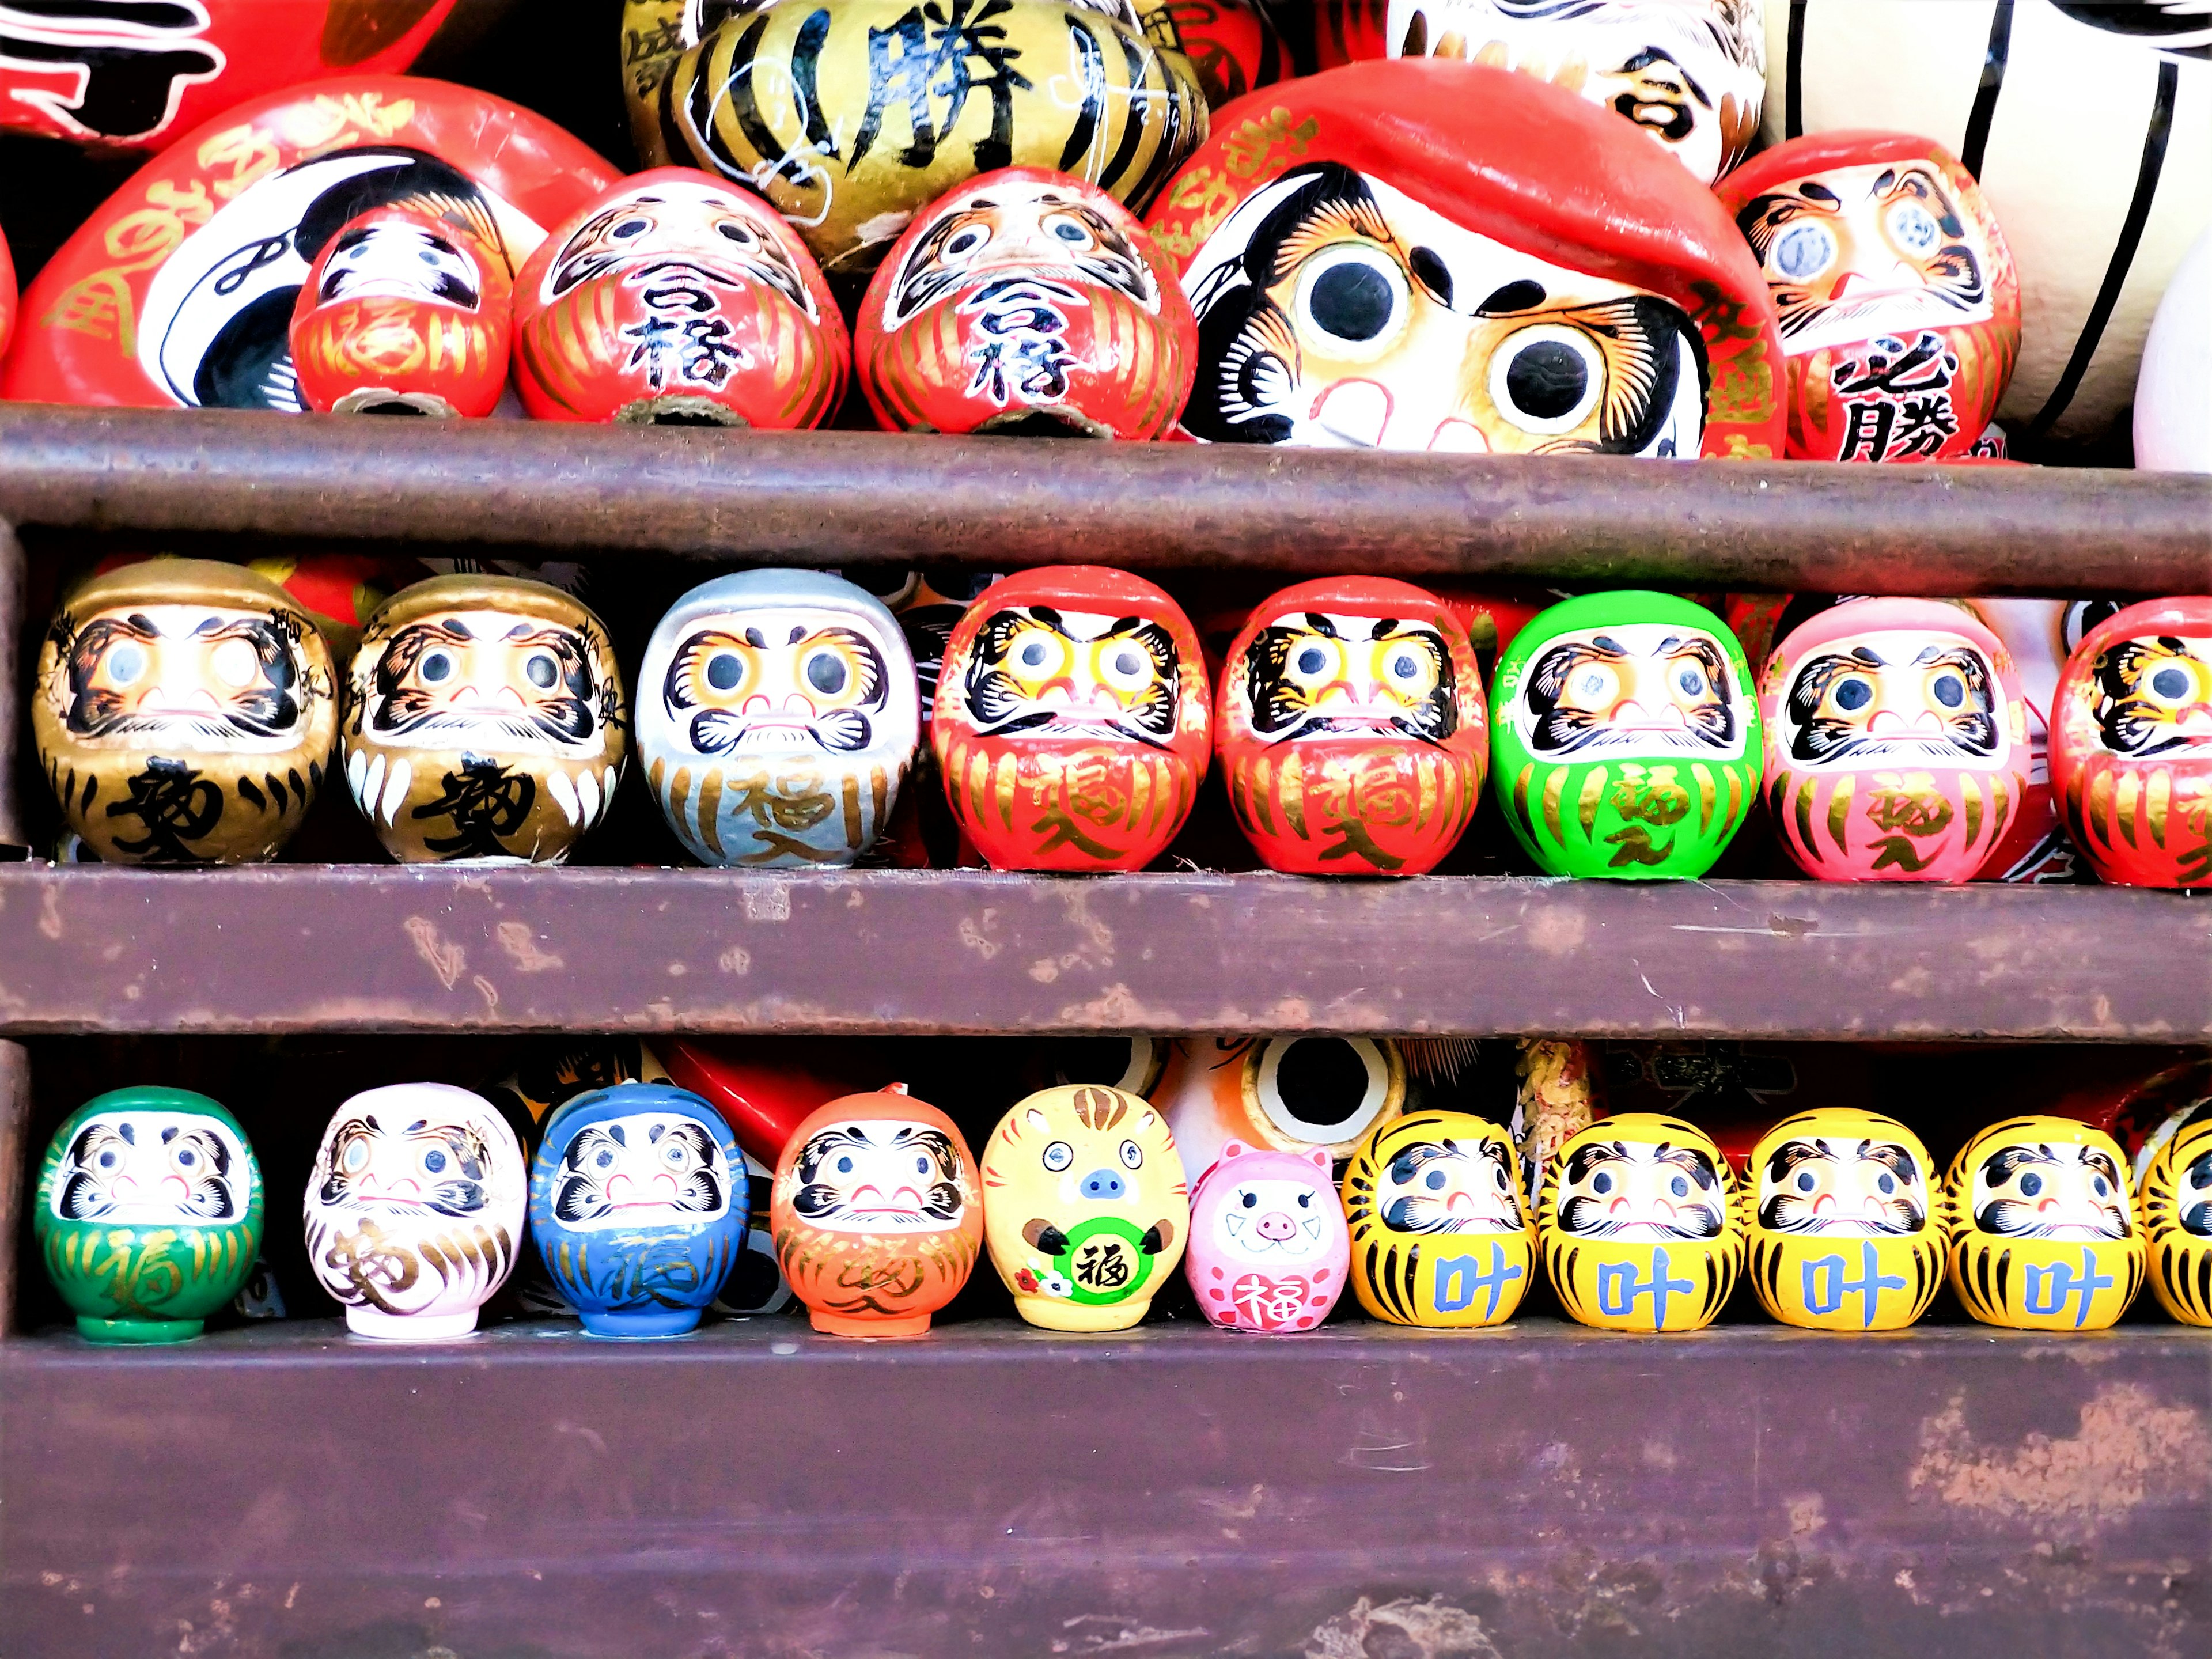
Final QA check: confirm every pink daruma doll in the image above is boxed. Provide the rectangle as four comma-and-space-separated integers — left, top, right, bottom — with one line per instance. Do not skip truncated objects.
1184, 1139, 1349, 1332
1762, 598, 2028, 881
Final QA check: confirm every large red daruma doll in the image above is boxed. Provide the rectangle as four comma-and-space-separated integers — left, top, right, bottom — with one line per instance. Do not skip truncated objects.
2051, 597, 2212, 890
1717, 131, 2020, 464
1762, 597, 2029, 882
1144, 59, 1787, 459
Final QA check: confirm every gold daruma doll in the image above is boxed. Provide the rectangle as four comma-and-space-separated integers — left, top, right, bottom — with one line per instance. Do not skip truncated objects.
1344, 1112, 1535, 1328
1941, 1117, 2146, 1332
2139, 1108, 2212, 1327
1746, 1109, 1942, 1331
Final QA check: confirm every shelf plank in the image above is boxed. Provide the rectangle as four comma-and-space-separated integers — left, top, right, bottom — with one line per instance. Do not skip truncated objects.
2, 1317, 2203, 1659
2, 403, 2205, 592
0, 866, 2203, 1039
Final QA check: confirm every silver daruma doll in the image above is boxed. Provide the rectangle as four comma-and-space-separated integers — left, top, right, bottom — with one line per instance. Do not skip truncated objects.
303, 1084, 527, 1340
638, 570, 919, 867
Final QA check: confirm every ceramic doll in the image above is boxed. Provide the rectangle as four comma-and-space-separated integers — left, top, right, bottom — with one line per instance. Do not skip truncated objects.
1135, 0, 1286, 109
1158, 1036, 1407, 1178
770, 1088, 983, 1336
1941, 1116, 2145, 1332
2050, 596, 2212, 889
856, 166, 1198, 440
342, 575, 628, 864
981, 1084, 1190, 1331
638, 570, 919, 868
35, 1087, 264, 1343
528, 1080, 748, 1338
1185, 1140, 1351, 1332
1762, 597, 2029, 882
0, 222, 14, 361
1384, 0, 1765, 184
934, 566, 1210, 871
302, 1084, 527, 1340
1538, 1113, 1744, 1333
1716, 132, 2020, 464
1343, 1111, 1536, 1327
2138, 1107, 2212, 1327
1744, 1109, 1942, 1331
512, 167, 848, 429
1145, 59, 1786, 459
1217, 577, 1488, 875
1489, 592, 1761, 878
2136, 226, 2210, 475
32, 559, 339, 864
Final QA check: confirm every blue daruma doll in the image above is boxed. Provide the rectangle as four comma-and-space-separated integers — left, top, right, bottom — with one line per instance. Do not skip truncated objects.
528, 1081, 747, 1337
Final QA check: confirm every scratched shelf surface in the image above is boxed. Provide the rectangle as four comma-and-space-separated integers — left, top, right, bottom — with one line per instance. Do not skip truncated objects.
0, 866, 2203, 1038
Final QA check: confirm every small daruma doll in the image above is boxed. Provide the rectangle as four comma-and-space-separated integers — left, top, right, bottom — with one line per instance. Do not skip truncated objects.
1941, 1118, 2145, 1333
771, 1088, 983, 1338
33, 559, 339, 864
981, 1084, 1190, 1332
2139, 1108, 2212, 1328
1343, 1112, 1536, 1328
1745, 1109, 1943, 1332
1186, 1141, 1351, 1332
2050, 596, 2212, 889
1763, 597, 2028, 882
857, 166, 1196, 440
343, 575, 628, 864
638, 570, 919, 867
513, 168, 848, 429
303, 1084, 527, 1340
1539, 1113, 1743, 1334
290, 205, 513, 418
36, 1087, 263, 1343
1717, 132, 2020, 464
934, 567, 1211, 872
1490, 592, 1760, 878
1218, 577, 1488, 875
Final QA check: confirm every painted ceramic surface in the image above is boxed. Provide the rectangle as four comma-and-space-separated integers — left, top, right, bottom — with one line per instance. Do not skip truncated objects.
1538, 1112, 1744, 1333
1760, 597, 2029, 882
857, 166, 1196, 439
639, 0, 1207, 278
1767, 1, 2210, 452
528, 1081, 748, 1338
2136, 224, 2211, 474
933, 566, 1209, 871
1382, 0, 1764, 184
1941, 1116, 2145, 1332
33, 559, 339, 865
982, 1084, 1189, 1331
1145, 60, 1786, 458
342, 575, 628, 865
303, 1084, 525, 1340
1343, 1111, 1535, 1327
1490, 592, 1759, 879
771, 1090, 983, 1336
1717, 132, 2019, 464
513, 167, 849, 429
1745, 1109, 1941, 1331
1218, 577, 1487, 875
1135, 0, 1285, 111
1158, 1035, 1407, 1177
2051, 596, 2212, 889
1185, 1140, 1350, 1331
1, 76, 617, 409
2139, 1108, 2212, 1327
35, 1087, 263, 1343
0, 224, 14, 358
639, 570, 919, 868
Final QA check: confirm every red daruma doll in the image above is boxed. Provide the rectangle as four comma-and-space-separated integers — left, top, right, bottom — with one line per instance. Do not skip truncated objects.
1762, 598, 2029, 882
1217, 577, 1488, 874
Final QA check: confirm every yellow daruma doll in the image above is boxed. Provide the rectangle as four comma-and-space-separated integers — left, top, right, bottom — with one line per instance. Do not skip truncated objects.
1539, 1113, 1744, 1334
1746, 1109, 1943, 1332
2137, 1109, 2212, 1328
1941, 1117, 2145, 1332
1343, 1112, 1535, 1328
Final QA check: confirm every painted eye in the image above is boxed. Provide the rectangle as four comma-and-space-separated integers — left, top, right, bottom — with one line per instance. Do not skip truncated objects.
1771, 221, 1837, 283
1388, 1154, 1418, 1185
1381, 644, 1428, 684
662, 1141, 691, 1168
1930, 672, 1965, 709
1832, 676, 1873, 712
342, 1139, 369, 1173
420, 650, 454, 684
524, 653, 559, 690
1593, 1171, 1613, 1194
1489, 325, 1603, 435
173, 1146, 198, 1170
1676, 666, 1706, 696
836, 1155, 854, 1175
805, 651, 848, 695
1042, 1141, 1073, 1172
1096, 643, 1152, 692
2149, 666, 2193, 703
612, 217, 649, 240
1298, 1191, 1312, 1208
715, 218, 756, 244
210, 638, 259, 688
944, 224, 990, 260
594, 1149, 615, 1169
915, 1156, 930, 1175
1887, 201, 1941, 258
1290, 641, 1337, 685
2020, 1172, 2043, 1197
104, 642, 147, 684
2092, 1175, 2109, 1196
97, 1149, 119, 1169
1568, 664, 1619, 707
422, 1148, 448, 1175
1009, 631, 1065, 681
1119, 1139, 1143, 1170
1796, 1171, 1816, 1192
2190, 1164, 2211, 1190
1877, 1172, 1896, 1193
1670, 1175, 1689, 1197
1044, 213, 1093, 248
1425, 1168, 1445, 1191
1241, 1190, 1258, 1209
1294, 244, 1410, 351
705, 652, 744, 692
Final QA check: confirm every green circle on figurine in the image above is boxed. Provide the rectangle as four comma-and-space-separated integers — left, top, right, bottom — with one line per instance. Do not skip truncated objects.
33, 1086, 264, 1344
1490, 592, 1762, 880
1052, 1215, 1153, 1307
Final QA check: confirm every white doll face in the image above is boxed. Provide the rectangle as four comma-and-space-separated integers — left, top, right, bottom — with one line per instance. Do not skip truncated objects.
1513, 622, 1747, 760
786, 1119, 969, 1233
550, 1113, 733, 1231
1211, 1175, 1335, 1263
1376, 1134, 1522, 1234
1780, 628, 2010, 771
1555, 1134, 1728, 1241
1756, 1135, 1928, 1237
316, 217, 484, 309
315, 1109, 504, 1219
54, 602, 311, 751
660, 606, 898, 756
52, 1111, 250, 1224
544, 179, 816, 316
362, 608, 612, 755
1971, 1141, 2130, 1241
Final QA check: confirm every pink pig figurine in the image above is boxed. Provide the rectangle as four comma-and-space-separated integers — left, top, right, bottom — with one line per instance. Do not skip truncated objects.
1184, 1139, 1350, 1332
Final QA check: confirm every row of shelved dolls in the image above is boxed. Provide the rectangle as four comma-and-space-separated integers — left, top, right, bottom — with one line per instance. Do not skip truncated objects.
25, 545, 2211, 887
26, 1032, 2211, 1344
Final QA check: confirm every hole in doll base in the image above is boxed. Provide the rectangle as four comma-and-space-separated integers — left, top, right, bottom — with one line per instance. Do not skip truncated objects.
975, 408, 1114, 440
331, 389, 456, 418
620, 395, 747, 428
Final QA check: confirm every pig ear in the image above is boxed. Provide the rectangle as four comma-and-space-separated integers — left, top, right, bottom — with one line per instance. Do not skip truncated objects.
1221, 1138, 1252, 1159
1304, 1147, 1331, 1172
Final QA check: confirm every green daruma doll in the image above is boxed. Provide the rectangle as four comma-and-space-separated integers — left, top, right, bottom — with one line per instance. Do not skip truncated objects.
1491, 593, 1762, 878
35, 1087, 263, 1343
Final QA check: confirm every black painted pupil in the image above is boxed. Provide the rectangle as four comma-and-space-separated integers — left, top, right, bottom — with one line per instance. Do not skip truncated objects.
950, 230, 982, 255
2020, 1172, 2043, 1196
716, 221, 751, 242
1297, 647, 1328, 675
1391, 654, 1416, 679
422, 653, 452, 683
1298, 1192, 1311, 1207
2093, 1176, 2108, 1195
1503, 340, 1589, 422
916, 1157, 929, 1173
1242, 1191, 1257, 1208
425, 1150, 446, 1173
706, 653, 743, 691
526, 654, 557, 689
1933, 674, 1965, 709
1425, 1169, 1445, 1191
2153, 667, 2190, 699
1593, 1172, 1613, 1194
613, 219, 646, 238
1835, 678, 1872, 711
1670, 1175, 1689, 1197
1052, 220, 1085, 242
836, 1156, 853, 1174
806, 654, 847, 694
177, 1150, 196, 1167
596, 1151, 613, 1168
1308, 260, 1396, 342
1797, 1171, 1815, 1191
1679, 669, 1703, 694
1020, 641, 1049, 667
1878, 1173, 1895, 1192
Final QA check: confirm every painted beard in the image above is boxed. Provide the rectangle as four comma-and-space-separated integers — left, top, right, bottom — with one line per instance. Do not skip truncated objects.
317, 1115, 492, 1219
1524, 632, 1736, 756
1245, 615, 1456, 744
1558, 1139, 1726, 1240
2092, 637, 2212, 758
790, 1123, 966, 1230
62, 611, 304, 743
370, 621, 600, 750
316, 222, 481, 308
1378, 1142, 1520, 1234
1757, 1137, 1925, 1236
1786, 642, 1999, 766
964, 607, 1179, 747
1974, 1144, 2130, 1241
58, 1119, 238, 1222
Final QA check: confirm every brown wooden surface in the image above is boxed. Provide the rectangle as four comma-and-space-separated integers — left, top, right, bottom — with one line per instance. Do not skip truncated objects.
1, 403, 2205, 592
